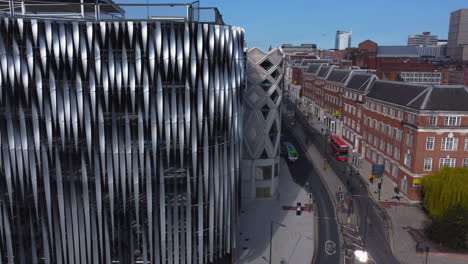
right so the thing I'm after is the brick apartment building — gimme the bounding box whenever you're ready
[298,63,468,202]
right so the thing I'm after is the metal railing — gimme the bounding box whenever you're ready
[0,0,225,24]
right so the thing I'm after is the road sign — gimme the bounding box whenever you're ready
[372,165,384,176]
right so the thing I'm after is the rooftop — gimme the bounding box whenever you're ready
[327,69,352,83]
[377,46,419,58]
[368,81,468,111]
[346,73,376,92]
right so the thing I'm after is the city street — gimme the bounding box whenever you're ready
[281,127,341,264]
[284,97,400,264]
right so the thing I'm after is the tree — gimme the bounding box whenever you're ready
[422,167,468,218]
[426,204,468,249]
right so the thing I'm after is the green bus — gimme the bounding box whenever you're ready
[283,141,299,162]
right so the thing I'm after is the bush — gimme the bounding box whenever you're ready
[425,204,468,249]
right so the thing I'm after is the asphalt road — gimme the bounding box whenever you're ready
[282,127,341,264]
[291,109,400,264]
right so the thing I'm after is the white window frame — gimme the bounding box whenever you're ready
[444,116,461,126]
[441,137,458,151]
[429,116,437,126]
[439,158,456,168]
[463,158,468,168]
[426,137,435,150]
[465,138,468,151]
[404,153,411,167]
[392,164,398,177]
[423,158,432,171]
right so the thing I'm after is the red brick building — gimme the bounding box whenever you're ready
[297,63,468,202]
[354,40,438,81]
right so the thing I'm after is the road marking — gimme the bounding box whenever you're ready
[324,240,336,255]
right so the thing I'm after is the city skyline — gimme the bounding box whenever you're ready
[117,0,467,50]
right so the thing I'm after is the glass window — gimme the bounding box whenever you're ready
[385,159,390,172]
[408,113,415,124]
[404,153,412,167]
[424,158,432,171]
[429,116,437,126]
[465,138,468,151]
[463,159,468,168]
[407,134,414,147]
[363,131,367,140]
[392,164,399,177]
[381,124,386,134]
[357,124,360,132]
[369,118,374,128]
[387,143,392,155]
[255,165,272,180]
[364,116,368,126]
[380,139,385,150]
[426,137,435,150]
[439,158,456,168]
[444,116,461,126]
[375,121,380,131]
[369,133,373,143]
[394,147,400,160]
[388,126,394,137]
[398,110,404,119]
[372,151,377,162]
[378,155,383,165]
[396,130,403,142]
[374,137,379,147]
[390,108,395,117]
[441,137,458,151]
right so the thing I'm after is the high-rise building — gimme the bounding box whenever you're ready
[447,9,468,62]
[335,30,352,50]
[407,32,438,46]
[0,2,245,263]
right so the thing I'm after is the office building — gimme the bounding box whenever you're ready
[335,31,352,50]
[242,48,283,199]
[0,1,245,263]
[407,32,438,46]
[335,30,352,50]
[447,9,468,61]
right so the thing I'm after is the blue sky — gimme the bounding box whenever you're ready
[116,0,466,50]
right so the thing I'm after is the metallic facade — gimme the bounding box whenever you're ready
[241,48,283,199]
[0,17,244,264]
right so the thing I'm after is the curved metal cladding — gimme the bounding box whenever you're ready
[0,17,244,264]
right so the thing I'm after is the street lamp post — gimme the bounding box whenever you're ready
[270,220,287,264]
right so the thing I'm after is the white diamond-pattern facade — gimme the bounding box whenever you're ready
[241,48,283,199]
[0,17,244,264]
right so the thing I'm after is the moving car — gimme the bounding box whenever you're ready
[282,141,299,162]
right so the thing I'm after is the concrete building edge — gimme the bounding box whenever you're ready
[287,126,345,264]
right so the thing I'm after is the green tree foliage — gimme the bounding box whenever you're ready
[426,204,468,249]
[422,167,468,218]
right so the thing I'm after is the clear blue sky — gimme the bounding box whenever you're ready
[116,0,467,50]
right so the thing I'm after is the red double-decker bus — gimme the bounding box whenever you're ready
[329,135,348,161]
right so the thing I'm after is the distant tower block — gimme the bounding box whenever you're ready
[242,47,284,199]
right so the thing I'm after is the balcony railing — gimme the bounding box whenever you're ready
[0,0,225,24]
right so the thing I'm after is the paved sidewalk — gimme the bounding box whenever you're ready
[236,158,315,264]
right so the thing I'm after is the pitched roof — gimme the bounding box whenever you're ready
[327,69,351,83]
[419,86,468,111]
[377,46,419,57]
[317,66,333,78]
[368,81,428,106]
[305,63,325,74]
[368,81,468,111]
[346,73,375,92]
